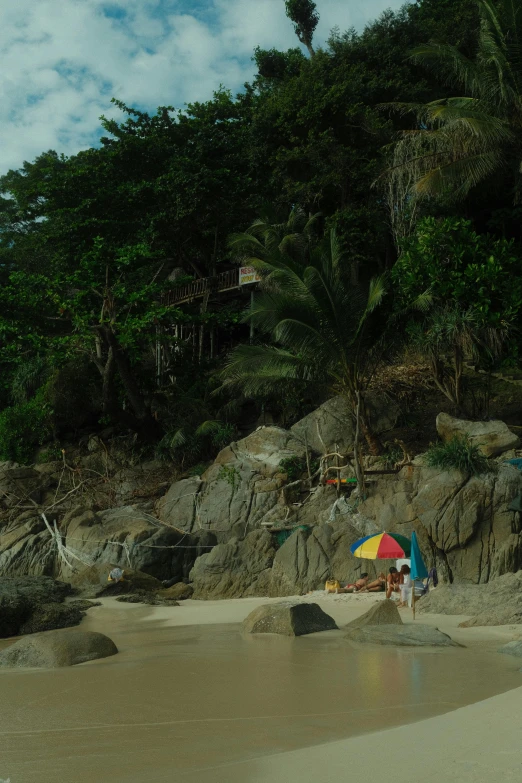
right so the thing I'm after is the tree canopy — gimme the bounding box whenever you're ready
[2,0,522,464]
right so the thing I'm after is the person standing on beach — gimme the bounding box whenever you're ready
[398,564,412,607]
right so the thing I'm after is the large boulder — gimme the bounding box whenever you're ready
[498,640,522,657]
[157,427,305,536]
[346,599,403,629]
[0,576,73,638]
[242,601,338,636]
[70,563,163,598]
[0,629,118,668]
[190,529,276,599]
[158,582,194,600]
[19,603,84,635]
[345,624,458,647]
[189,512,383,600]
[436,413,519,457]
[60,506,216,583]
[290,394,399,455]
[358,461,522,584]
[0,503,215,583]
[419,572,522,626]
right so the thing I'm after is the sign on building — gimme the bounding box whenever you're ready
[239,266,261,286]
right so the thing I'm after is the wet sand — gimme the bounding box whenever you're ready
[0,595,521,783]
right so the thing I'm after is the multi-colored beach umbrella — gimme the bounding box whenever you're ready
[350,532,411,560]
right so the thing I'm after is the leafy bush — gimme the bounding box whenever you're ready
[0,391,53,464]
[279,455,319,481]
[218,464,241,492]
[393,217,522,329]
[425,436,492,476]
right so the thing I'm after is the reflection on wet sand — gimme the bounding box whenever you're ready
[0,604,520,783]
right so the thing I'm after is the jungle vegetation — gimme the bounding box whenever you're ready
[1,0,522,465]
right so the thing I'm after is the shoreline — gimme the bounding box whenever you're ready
[2,593,521,783]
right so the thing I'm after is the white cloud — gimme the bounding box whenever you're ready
[0,0,405,173]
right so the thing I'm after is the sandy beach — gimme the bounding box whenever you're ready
[1,593,521,783]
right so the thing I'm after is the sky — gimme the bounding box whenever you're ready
[0,0,406,174]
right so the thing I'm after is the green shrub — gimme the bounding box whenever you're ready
[425,436,492,476]
[279,455,319,481]
[218,464,241,492]
[0,391,53,464]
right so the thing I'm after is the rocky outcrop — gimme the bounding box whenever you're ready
[346,599,402,628]
[345,624,458,646]
[418,572,522,626]
[70,563,163,598]
[190,529,277,599]
[18,603,85,635]
[158,582,194,600]
[290,394,399,454]
[357,462,522,584]
[157,427,306,537]
[189,514,385,600]
[0,576,74,638]
[242,601,337,636]
[498,641,522,657]
[436,413,520,457]
[0,505,215,583]
[0,629,118,668]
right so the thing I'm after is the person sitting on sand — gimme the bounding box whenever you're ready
[336,573,369,593]
[361,572,387,592]
[386,567,401,599]
[398,564,412,607]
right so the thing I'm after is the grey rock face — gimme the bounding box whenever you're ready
[498,640,522,657]
[419,572,522,626]
[0,576,73,638]
[0,500,215,583]
[158,582,194,600]
[358,462,522,584]
[345,624,458,647]
[242,602,338,636]
[19,603,84,635]
[0,629,118,668]
[290,394,399,455]
[70,563,163,598]
[346,599,403,629]
[436,412,520,457]
[157,427,305,536]
[190,529,276,599]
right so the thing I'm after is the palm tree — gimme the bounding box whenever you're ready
[219,221,389,457]
[386,0,522,208]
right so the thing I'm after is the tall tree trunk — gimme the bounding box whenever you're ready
[358,405,383,456]
[101,347,116,415]
[102,327,161,440]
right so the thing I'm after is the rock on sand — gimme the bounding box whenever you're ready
[346,599,403,629]
[0,629,118,668]
[346,624,458,647]
[242,601,338,636]
[498,640,522,657]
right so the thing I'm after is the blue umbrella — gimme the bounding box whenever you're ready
[410,531,428,620]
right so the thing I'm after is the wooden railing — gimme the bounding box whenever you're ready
[161,268,241,307]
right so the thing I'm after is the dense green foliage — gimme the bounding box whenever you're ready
[394,218,522,328]
[1,0,522,464]
[0,391,53,464]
